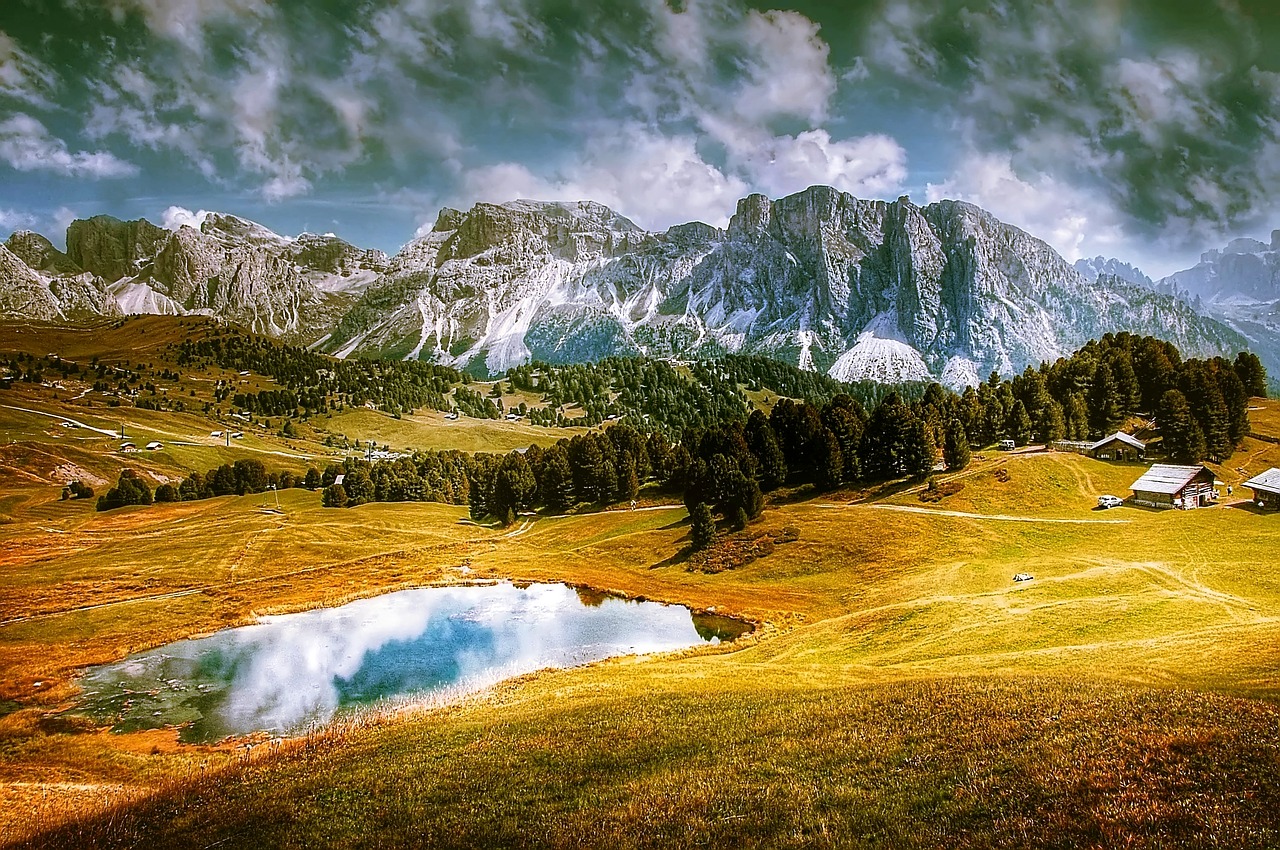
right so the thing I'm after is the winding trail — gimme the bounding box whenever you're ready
[824,503,1133,525]
[1,404,119,437]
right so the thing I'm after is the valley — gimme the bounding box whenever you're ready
[0,317,1277,848]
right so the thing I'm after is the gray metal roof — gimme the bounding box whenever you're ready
[1091,432,1145,451]
[1129,464,1211,495]
[1244,468,1280,495]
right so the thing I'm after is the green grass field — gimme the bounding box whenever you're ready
[2,319,1280,847]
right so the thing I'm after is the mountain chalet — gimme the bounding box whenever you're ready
[1128,465,1218,510]
[1243,468,1280,511]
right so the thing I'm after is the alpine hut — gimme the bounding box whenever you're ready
[1243,468,1280,511]
[1128,464,1218,510]
[1090,432,1146,462]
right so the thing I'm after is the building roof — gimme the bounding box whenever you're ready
[1244,468,1280,495]
[1129,464,1212,495]
[1091,432,1145,451]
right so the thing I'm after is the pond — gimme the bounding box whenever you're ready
[73,582,748,743]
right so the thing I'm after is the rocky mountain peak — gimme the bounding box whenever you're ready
[66,215,168,281]
[199,212,293,247]
[728,193,773,236]
[4,230,80,275]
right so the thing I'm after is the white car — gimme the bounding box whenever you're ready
[1097,495,1124,509]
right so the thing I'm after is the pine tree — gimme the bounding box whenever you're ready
[1034,399,1066,445]
[902,417,937,480]
[1066,393,1090,440]
[539,447,576,512]
[814,428,844,491]
[1006,399,1032,446]
[1234,351,1268,398]
[745,410,787,491]
[1158,389,1206,463]
[943,419,971,471]
[619,454,640,502]
[689,502,716,551]
[1088,361,1122,437]
[322,483,349,508]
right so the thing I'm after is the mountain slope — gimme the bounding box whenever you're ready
[323,189,1247,386]
[2,215,389,341]
[1156,231,1280,378]
[0,190,1252,386]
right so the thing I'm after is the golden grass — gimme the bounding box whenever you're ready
[322,407,589,453]
[1,382,1279,846]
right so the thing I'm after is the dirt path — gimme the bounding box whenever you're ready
[0,588,204,628]
[833,503,1132,525]
[1,404,120,437]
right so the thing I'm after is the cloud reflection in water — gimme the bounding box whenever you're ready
[77,583,713,742]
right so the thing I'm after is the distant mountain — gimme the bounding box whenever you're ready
[1159,232,1280,306]
[0,189,1252,387]
[1073,256,1154,289]
[1154,231,1280,378]
[2,214,389,341]
[322,188,1246,387]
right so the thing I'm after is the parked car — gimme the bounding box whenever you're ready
[998,439,1016,451]
[1097,495,1124,509]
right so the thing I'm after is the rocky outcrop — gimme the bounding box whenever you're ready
[66,216,168,281]
[321,189,1248,385]
[1155,231,1280,377]
[0,213,386,341]
[4,231,81,274]
[0,191,1256,385]
[0,243,116,321]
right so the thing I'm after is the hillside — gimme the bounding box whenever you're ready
[0,190,1250,388]
[1,400,1278,847]
[0,316,1277,847]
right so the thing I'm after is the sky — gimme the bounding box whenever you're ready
[0,0,1277,278]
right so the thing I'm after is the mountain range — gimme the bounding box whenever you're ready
[1076,232,1280,380]
[0,186,1260,388]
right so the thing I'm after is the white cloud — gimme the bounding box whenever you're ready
[0,31,58,108]
[732,10,835,126]
[926,152,1124,263]
[161,206,211,231]
[0,208,39,232]
[52,206,79,235]
[736,129,908,200]
[102,0,272,48]
[1112,52,1224,146]
[457,127,749,231]
[0,113,138,179]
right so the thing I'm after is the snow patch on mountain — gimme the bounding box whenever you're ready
[827,312,931,384]
[110,279,182,315]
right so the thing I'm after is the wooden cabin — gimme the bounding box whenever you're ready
[1090,432,1145,462]
[1129,464,1217,509]
[1243,468,1280,511]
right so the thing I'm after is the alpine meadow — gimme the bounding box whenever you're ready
[2,1,1280,848]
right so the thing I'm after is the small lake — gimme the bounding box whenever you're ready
[74,582,748,743]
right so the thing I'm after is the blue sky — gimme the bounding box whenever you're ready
[1,0,1277,277]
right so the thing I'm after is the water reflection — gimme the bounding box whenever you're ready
[75,582,737,742]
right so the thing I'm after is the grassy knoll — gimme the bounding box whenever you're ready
[1,400,1279,847]
[322,407,590,454]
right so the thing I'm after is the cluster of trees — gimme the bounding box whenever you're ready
[941,336,1263,462]
[317,451,473,509]
[60,480,94,500]
[502,355,911,434]
[174,330,465,417]
[172,459,309,502]
[96,469,153,511]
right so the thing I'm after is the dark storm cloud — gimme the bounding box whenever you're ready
[857,0,1280,243]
